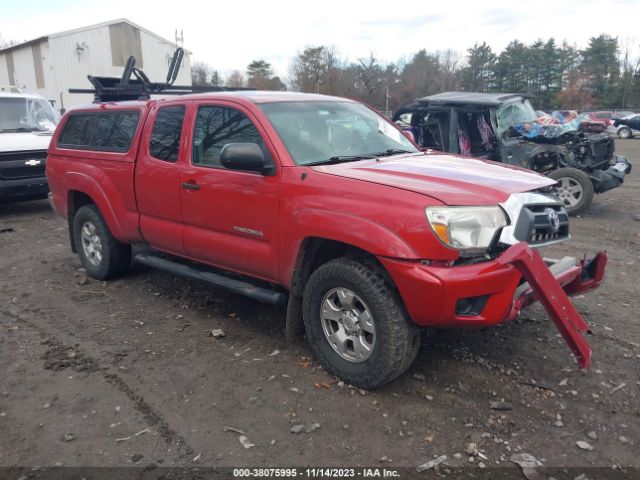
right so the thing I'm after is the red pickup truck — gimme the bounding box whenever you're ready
[47,91,606,388]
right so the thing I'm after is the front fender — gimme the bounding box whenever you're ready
[279,208,418,288]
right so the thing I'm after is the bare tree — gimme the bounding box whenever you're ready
[227,70,245,88]
[618,38,640,108]
[191,62,211,86]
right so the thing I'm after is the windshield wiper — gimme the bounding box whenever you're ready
[304,155,376,166]
[369,148,413,157]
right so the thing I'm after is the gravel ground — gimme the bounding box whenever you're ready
[0,140,638,477]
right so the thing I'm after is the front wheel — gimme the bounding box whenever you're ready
[618,127,632,139]
[72,205,131,280]
[303,258,419,389]
[548,168,594,215]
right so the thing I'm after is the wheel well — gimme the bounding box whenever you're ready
[290,237,392,298]
[67,191,95,253]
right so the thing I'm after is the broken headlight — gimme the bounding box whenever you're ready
[426,206,508,255]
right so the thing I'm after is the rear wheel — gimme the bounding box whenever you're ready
[548,168,594,215]
[72,205,131,280]
[618,127,632,139]
[303,257,419,389]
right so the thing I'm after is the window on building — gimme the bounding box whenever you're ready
[58,111,139,152]
[192,106,271,167]
[149,106,186,162]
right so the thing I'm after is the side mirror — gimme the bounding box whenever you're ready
[220,143,274,175]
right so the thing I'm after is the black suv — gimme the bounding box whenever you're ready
[393,92,631,215]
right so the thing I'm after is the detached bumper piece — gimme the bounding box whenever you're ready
[591,156,632,194]
[500,242,607,369]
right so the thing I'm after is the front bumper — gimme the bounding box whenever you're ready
[0,176,49,201]
[380,242,607,368]
[591,156,632,194]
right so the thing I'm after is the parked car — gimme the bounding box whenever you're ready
[583,110,614,127]
[0,91,59,202]
[47,56,606,388]
[393,92,631,215]
[612,110,635,120]
[612,113,640,139]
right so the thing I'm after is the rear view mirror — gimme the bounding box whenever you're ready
[220,143,274,175]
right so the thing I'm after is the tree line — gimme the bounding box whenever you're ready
[193,34,638,113]
[3,29,633,112]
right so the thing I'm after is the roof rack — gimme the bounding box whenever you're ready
[69,48,253,102]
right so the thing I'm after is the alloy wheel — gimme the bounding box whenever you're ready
[320,287,376,363]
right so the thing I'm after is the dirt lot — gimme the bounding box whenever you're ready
[1,140,639,476]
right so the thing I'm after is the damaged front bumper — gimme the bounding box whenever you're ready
[380,243,607,368]
[500,243,606,368]
[591,155,632,193]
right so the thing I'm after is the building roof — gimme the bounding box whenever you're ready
[0,18,189,54]
[418,91,527,106]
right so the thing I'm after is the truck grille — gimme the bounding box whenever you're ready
[0,150,47,180]
[518,204,569,246]
[589,136,614,161]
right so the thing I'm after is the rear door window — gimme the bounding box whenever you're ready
[149,106,186,162]
[58,111,140,152]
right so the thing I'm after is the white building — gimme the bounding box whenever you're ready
[0,19,192,110]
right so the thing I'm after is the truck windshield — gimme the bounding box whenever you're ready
[495,99,538,137]
[259,101,418,166]
[0,97,59,133]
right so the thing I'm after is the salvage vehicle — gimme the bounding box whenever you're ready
[612,113,640,139]
[393,92,631,215]
[47,51,607,388]
[0,91,60,202]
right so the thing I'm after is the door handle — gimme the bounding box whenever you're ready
[181,182,201,191]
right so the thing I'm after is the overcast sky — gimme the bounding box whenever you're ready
[2,0,638,78]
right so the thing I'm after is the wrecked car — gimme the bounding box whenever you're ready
[393,92,632,215]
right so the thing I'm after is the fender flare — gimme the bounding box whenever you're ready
[64,171,130,242]
[281,208,418,289]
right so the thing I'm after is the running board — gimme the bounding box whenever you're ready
[134,253,288,306]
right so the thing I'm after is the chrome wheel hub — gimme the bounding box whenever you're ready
[80,221,103,266]
[320,288,376,363]
[556,177,583,208]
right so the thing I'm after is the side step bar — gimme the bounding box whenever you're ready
[134,253,288,306]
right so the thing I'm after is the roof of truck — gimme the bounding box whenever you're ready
[182,90,349,103]
[417,91,527,106]
[0,91,48,100]
[67,91,352,111]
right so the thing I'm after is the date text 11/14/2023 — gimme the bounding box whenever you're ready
[232,468,401,478]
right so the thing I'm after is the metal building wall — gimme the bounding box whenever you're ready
[0,21,192,110]
[50,22,191,108]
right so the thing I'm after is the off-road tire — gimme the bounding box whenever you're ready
[302,257,419,389]
[618,127,632,139]
[72,205,131,280]
[548,167,594,216]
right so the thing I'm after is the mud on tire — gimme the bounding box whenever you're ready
[302,257,419,389]
[72,205,131,280]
